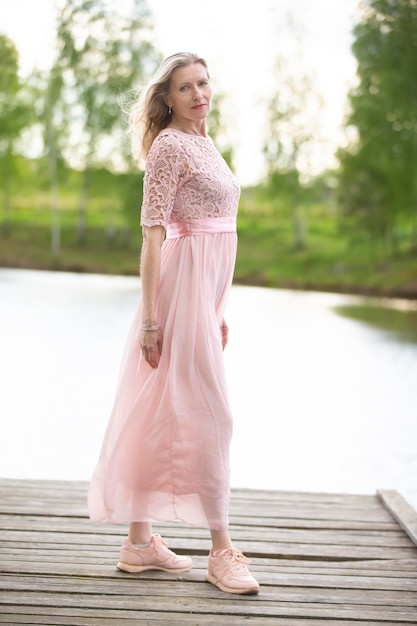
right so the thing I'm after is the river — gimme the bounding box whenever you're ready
[1,268,416,510]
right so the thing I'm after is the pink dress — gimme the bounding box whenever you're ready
[87,129,240,530]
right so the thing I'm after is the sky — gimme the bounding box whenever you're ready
[0,0,358,184]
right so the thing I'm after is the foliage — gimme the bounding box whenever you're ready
[0,35,32,233]
[208,93,235,170]
[338,0,417,257]
[55,0,160,164]
[52,0,160,242]
[0,36,24,145]
[263,55,324,249]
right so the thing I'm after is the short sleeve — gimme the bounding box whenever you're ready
[140,133,184,228]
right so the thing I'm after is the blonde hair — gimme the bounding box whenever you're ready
[128,52,209,163]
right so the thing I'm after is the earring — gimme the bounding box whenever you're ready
[168,106,172,115]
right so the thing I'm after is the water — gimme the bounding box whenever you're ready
[1,268,416,510]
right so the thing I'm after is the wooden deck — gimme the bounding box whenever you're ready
[0,479,417,625]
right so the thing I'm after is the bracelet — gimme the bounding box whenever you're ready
[141,323,160,332]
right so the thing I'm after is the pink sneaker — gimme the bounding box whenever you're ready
[117,534,193,573]
[206,547,260,595]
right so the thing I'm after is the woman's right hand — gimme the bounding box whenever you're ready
[139,224,165,369]
[140,327,163,369]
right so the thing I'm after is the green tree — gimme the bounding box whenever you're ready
[29,64,68,259]
[45,66,66,259]
[338,0,417,257]
[0,35,32,234]
[54,0,160,243]
[263,56,323,249]
[208,93,234,170]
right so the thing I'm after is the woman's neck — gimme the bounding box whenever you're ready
[170,117,207,137]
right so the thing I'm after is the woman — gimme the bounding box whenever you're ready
[88,52,259,595]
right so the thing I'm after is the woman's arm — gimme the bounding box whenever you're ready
[140,224,165,368]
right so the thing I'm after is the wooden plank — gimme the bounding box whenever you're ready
[0,556,416,583]
[0,479,380,516]
[2,572,417,601]
[1,534,414,560]
[0,562,412,590]
[2,550,417,579]
[2,591,417,622]
[0,479,380,503]
[0,518,414,548]
[0,606,405,625]
[0,481,385,515]
[0,512,400,531]
[378,489,417,546]
[0,496,396,519]
[0,518,400,542]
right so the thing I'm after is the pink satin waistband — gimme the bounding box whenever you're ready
[166,217,236,239]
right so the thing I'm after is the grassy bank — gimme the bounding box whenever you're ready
[1,214,416,299]
[234,215,417,299]
[1,165,416,298]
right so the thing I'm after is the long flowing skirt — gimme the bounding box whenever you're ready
[88,223,237,530]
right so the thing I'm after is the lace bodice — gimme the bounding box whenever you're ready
[140,129,240,227]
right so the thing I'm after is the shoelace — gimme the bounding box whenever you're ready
[216,548,251,573]
[153,534,178,556]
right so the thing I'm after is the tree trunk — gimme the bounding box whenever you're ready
[410,208,417,253]
[48,124,60,259]
[77,167,90,245]
[291,205,306,250]
[2,144,12,236]
[2,185,11,237]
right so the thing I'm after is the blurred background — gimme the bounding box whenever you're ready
[0,0,416,507]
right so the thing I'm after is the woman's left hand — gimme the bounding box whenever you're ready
[221,321,229,351]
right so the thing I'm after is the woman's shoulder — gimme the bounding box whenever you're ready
[153,127,212,148]
[147,128,215,168]
[154,127,185,146]
[147,128,186,160]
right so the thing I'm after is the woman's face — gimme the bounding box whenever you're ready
[166,63,212,124]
